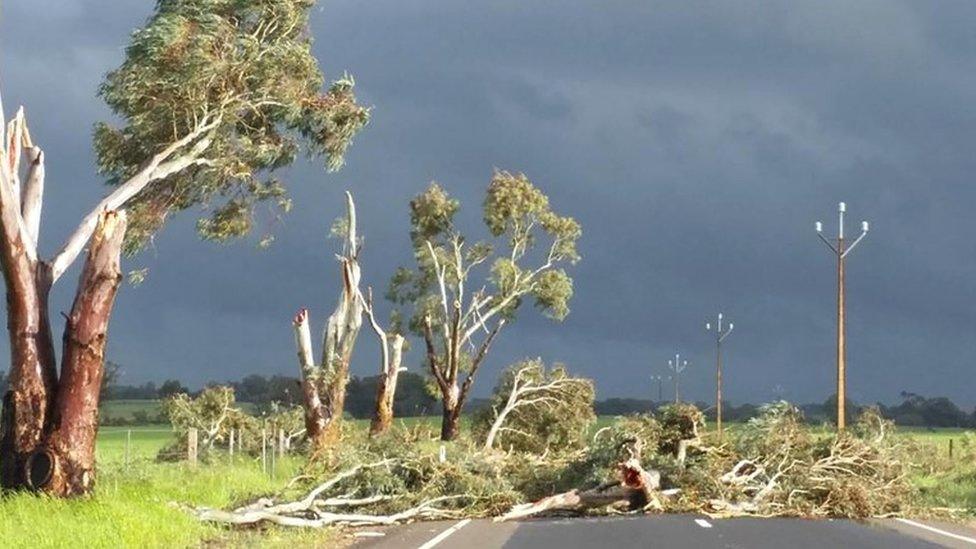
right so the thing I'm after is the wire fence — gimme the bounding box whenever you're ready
[96,425,299,478]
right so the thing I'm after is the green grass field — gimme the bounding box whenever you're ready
[100,399,164,419]
[1,425,339,548]
[0,418,973,548]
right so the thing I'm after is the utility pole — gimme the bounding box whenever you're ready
[815,202,869,431]
[650,374,664,403]
[667,354,689,404]
[705,313,734,437]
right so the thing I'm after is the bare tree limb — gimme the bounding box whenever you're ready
[458,319,504,409]
[48,117,219,282]
[21,146,43,246]
[423,314,448,393]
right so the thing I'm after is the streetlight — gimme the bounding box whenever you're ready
[815,201,869,431]
[705,313,734,437]
[650,374,664,403]
[667,354,689,404]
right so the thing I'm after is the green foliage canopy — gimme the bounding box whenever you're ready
[389,171,581,335]
[472,359,595,454]
[95,0,369,252]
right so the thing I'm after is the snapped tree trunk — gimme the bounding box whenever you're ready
[361,286,405,438]
[292,192,362,451]
[0,210,126,495]
[0,104,214,496]
[32,212,126,496]
[294,309,327,447]
[0,112,58,490]
[368,334,404,437]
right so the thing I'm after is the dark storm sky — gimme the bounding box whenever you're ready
[2,1,975,407]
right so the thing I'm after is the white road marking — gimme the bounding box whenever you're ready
[417,518,472,549]
[895,518,976,545]
[694,519,713,528]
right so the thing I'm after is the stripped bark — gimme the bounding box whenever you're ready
[293,192,363,449]
[294,309,327,444]
[0,109,57,489]
[360,287,405,437]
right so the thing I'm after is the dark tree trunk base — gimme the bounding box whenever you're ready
[369,372,396,437]
[0,211,126,497]
[441,406,461,441]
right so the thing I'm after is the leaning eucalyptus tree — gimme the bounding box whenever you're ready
[0,0,368,496]
[389,171,581,440]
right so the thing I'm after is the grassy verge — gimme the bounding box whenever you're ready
[0,427,337,548]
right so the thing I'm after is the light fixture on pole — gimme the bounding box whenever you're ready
[667,354,689,404]
[650,374,664,403]
[815,201,869,431]
[705,313,734,437]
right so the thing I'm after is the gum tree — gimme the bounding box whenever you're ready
[293,193,364,450]
[389,171,581,440]
[0,0,367,495]
[361,286,406,437]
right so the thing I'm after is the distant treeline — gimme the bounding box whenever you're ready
[98,371,441,420]
[596,392,976,428]
[2,369,973,428]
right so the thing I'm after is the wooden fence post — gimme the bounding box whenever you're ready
[125,429,131,468]
[269,428,276,480]
[188,428,198,465]
[229,428,235,457]
[261,423,268,474]
[278,428,285,458]
[949,438,954,459]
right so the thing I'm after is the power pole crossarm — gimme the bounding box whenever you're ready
[667,354,689,404]
[814,202,869,431]
[706,313,734,438]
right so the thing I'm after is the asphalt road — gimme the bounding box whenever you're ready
[353,514,976,548]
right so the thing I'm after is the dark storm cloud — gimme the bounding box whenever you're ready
[2,1,975,407]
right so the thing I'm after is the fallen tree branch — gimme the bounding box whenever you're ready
[192,495,466,528]
[187,459,471,529]
[495,458,662,522]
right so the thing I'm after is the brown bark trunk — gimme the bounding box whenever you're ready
[300,380,328,450]
[369,373,395,437]
[25,211,126,496]
[0,268,56,489]
[294,309,355,451]
[319,378,347,445]
[440,395,461,441]
[293,192,362,451]
[368,335,403,438]
[293,309,330,451]
[0,208,57,488]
